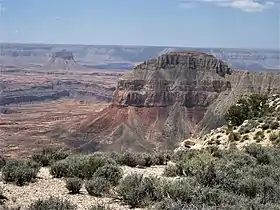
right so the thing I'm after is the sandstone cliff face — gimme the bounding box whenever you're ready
[67,52,280,153]
[113,52,232,108]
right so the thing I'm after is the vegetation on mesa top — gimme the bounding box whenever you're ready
[225,93,272,127]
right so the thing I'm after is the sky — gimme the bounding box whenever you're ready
[0,0,279,49]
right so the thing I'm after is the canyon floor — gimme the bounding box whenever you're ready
[0,99,110,158]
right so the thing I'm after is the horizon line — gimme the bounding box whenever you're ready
[0,41,279,51]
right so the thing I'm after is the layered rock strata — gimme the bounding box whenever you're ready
[66,52,280,153]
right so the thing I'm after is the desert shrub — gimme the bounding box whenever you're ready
[245,144,272,165]
[160,178,196,203]
[50,155,116,179]
[27,196,76,210]
[65,178,83,194]
[270,121,280,130]
[163,164,179,177]
[269,132,279,142]
[50,160,69,178]
[1,159,40,186]
[117,173,161,208]
[93,164,122,186]
[254,130,265,142]
[153,198,191,210]
[85,177,110,197]
[225,94,270,126]
[228,132,240,142]
[0,155,6,169]
[32,147,69,167]
[88,204,111,210]
[153,151,172,165]
[112,151,154,167]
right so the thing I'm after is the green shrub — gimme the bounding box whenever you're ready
[85,178,110,197]
[225,94,270,126]
[112,151,154,167]
[32,147,69,167]
[245,144,271,165]
[270,121,280,130]
[160,178,196,203]
[153,151,172,165]
[163,164,179,177]
[269,132,279,142]
[117,173,161,208]
[50,155,116,179]
[2,159,40,186]
[27,197,76,210]
[65,178,83,194]
[262,123,270,130]
[153,198,190,210]
[93,164,122,186]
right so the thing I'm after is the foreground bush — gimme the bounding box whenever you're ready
[1,159,40,186]
[93,164,123,186]
[27,197,76,210]
[50,154,116,179]
[32,147,69,167]
[117,173,161,208]
[65,178,83,194]
[85,177,110,197]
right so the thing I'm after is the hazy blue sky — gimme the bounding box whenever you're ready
[0,0,279,49]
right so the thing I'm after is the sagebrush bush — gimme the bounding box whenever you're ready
[32,147,69,167]
[117,173,161,208]
[1,159,40,186]
[93,164,122,186]
[27,197,76,210]
[85,177,110,197]
[269,132,279,142]
[163,164,179,177]
[65,178,83,194]
[160,178,196,203]
[50,155,116,179]
[111,151,155,167]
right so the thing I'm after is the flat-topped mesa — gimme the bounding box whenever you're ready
[135,51,232,77]
[112,51,233,107]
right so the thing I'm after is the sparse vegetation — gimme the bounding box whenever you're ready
[27,197,76,210]
[85,178,111,197]
[50,154,116,179]
[65,178,83,194]
[93,164,123,186]
[0,155,6,169]
[117,173,161,208]
[32,147,70,167]
[225,93,270,126]
[1,159,40,186]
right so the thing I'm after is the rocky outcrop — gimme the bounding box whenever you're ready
[67,51,280,153]
[113,52,232,107]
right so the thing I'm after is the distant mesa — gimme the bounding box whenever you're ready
[51,50,75,61]
[45,50,85,70]
[60,51,280,153]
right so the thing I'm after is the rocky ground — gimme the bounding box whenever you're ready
[179,94,280,151]
[0,165,166,210]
